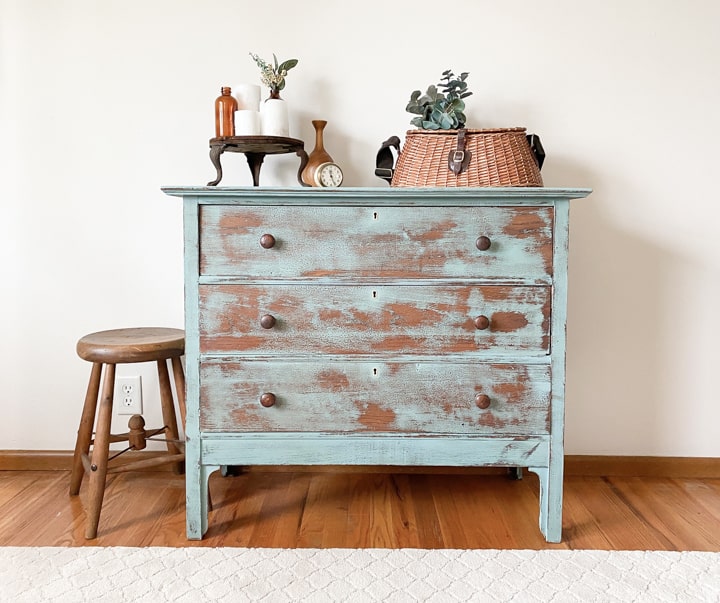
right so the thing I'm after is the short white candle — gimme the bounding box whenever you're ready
[234,110,260,136]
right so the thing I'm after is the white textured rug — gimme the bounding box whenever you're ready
[1,547,719,602]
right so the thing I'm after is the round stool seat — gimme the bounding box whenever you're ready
[77,327,185,364]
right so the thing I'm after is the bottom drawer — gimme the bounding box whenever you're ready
[200,360,551,435]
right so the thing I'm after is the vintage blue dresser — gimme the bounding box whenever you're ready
[162,186,590,542]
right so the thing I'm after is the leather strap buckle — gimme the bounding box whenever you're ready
[448,129,472,175]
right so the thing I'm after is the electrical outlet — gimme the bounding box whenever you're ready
[116,376,143,415]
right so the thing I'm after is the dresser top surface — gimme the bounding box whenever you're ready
[162,186,591,206]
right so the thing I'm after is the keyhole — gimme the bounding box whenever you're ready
[372,290,377,298]
[373,368,377,376]
[373,212,378,220]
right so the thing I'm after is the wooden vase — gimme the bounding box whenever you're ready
[302,120,334,186]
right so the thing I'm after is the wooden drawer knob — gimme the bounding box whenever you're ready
[260,314,276,329]
[474,315,490,330]
[260,233,276,249]
[260,392,276,407]
[475,394,491,409]
[475,236,491,251]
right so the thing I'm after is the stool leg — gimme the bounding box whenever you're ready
[171,356,186,432]
[70,362,102,495]
[158,359,184,474]
[85,363,115,539]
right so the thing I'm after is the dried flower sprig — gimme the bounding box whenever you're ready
[249,52,298,93]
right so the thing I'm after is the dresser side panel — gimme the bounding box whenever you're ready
[182,197,204,538]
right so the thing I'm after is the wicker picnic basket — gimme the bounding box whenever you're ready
[376,127,544,188]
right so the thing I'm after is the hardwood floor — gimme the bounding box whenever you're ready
[1,469,719,550]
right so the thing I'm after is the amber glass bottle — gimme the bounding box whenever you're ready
[214,87,238,137]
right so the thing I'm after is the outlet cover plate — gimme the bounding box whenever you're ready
[116,375,143,415]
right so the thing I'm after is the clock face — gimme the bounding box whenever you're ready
[314,162,343,187]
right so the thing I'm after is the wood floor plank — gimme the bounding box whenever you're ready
[605,477,720,552]
[205,472,274,547]
[268,473,314,548]
[344,475,382,548]
[408,474,445,548]
[386,474,422,549]
[1,470,719,550]
[672,479,720,525]
[294,472,338,548]
[562,476,677,550]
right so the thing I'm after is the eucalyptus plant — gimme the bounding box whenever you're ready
[249,52,298,93]
[406,70,472,130]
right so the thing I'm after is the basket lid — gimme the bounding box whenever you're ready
[405,127,527,136]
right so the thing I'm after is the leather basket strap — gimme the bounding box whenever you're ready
[374,136,401,183]
[448,129,472,175]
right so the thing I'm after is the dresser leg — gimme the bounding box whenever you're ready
[528,466,557,542]
[508,467,523,480]
[529,465,563,543]
[187,464,219,539]
[201,465,218,535]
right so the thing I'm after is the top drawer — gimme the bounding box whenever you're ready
[199,205,553,282]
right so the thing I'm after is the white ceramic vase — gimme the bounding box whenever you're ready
[260,98,289,137]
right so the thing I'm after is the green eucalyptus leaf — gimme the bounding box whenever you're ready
[278,59,298,72]
[425,85,439,100]
[410,116,424,127]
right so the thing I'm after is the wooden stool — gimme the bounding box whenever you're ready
[69,327,186,539]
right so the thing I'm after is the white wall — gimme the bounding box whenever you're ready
[2,0,718,456]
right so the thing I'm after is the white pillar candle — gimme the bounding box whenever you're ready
[233,84,261,111]
[234,110,260,136]
[260,99,289,137]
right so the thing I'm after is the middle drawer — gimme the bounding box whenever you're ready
[200,284,550,356]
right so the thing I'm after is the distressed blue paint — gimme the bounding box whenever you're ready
[199,284,551,356]
[198,205,554,282]
[163,186,591,542]
[201,435,549,467]
[199,360,552,434]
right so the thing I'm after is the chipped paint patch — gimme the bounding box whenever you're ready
[316,368,350,392]
[354,401,397,431]
[492,311,529,333]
